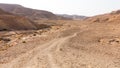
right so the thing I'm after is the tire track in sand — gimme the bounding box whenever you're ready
[0,33,77,68]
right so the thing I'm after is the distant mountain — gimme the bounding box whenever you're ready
[0,8,39,31]
[0,3,58,20]
[57,14,87,20]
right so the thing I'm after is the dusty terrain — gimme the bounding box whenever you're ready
[0,16,120,68]
[0,3,120,68]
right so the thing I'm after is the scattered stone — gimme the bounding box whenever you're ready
[0,37,11,42]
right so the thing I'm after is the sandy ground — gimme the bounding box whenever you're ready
[0,21,120,68]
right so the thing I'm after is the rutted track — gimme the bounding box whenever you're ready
[0,32,77,68]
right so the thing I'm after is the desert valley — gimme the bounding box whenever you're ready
[0,3,120,68]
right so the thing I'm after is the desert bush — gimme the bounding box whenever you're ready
[22,41,26,43]
[93,18,100,22]
[33,34,37,36]
[38,24,51,29]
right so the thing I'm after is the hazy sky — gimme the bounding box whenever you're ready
[0,0,120,16]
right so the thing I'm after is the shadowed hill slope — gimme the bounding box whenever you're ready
[0,3,58,20]
[0,8,38,31]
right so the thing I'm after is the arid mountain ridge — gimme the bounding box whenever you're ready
[0,3,58,20]
[0,3,119,22]
[0,8,38,31]
[0,3,88,31]
[0,3,119,31]
[0,3,75,20]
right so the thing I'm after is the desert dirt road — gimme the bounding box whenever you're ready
[0,31,78,68]
[0,23,120,68]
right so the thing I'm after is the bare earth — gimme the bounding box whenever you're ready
[0,20,120,68]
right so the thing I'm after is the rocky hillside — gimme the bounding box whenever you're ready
[0,8,38,31]
[0,3,58,20]
[86,10,120,23]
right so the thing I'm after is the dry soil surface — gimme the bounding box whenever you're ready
[0,21,120,68]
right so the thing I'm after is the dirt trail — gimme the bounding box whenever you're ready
[0,32,77,68]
